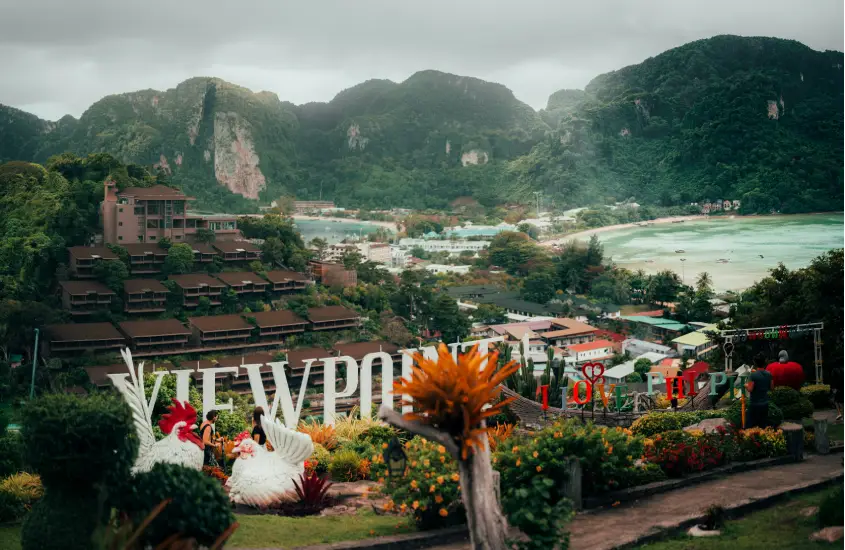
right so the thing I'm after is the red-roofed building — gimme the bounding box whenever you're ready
[564,339,615,363]
[594,329,625,352]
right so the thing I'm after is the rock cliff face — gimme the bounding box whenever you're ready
[0,35,842,214]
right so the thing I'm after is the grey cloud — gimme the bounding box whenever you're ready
[1,0,842,120]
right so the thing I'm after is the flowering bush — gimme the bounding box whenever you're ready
[643,429,730,477]
[630,411,725,437]
[328,449,369,482]
[801,384,831,409]
[0,472,42,522]
[370,437,464,530]
[201,466,229,486]
[733,428,787,461]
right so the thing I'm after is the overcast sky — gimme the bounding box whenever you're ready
[1,0,842,120]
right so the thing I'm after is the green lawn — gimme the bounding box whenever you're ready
[635,486,842,550]
[0,510,411,550]
[803,416,844,442]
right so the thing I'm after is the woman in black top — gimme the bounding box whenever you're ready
[251,406,267,446]
[200,410,220,466]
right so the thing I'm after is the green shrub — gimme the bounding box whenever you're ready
[780,399,814,421]
[362,424,398,447]
[21,393,137,489]
[818,486,844,527]
[733,428,787,461]
[619,462,668,486]
[0,472,42,522]
[630,410,725,437]
[309,443,331,476]
[723,400,784,429]
[0,489,23,523]
[22,489,104,550]
[770,387,800,408]
[338,438,377,460]
[0,431,26,478]
[328,449,364,482]
[801,385,831,409]
[214,409,248,439]
[370,437,464,531]
[122,463,235,547]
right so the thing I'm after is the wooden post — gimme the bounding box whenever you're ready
[814,416,830,454]
[780,422,804,462]
[561,457,583,511]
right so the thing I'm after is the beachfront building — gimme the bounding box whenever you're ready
[425,264,471,275]
[397,238,489,255]
[443,222,516,240]
[355,242,392,264]
[293,201,336,214]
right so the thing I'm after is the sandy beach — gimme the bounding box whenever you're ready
[540,215,708,247]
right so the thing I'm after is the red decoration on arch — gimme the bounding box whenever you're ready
[581,362,606,385]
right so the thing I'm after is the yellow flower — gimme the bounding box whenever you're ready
[435,495,444,503]
[410,480,418,489]
[512,446,519,453]
[439,508,449,517]
[536,465,543,472]
[533,451,539,458]
[439,456,446,463]
[429,484,436,493]
[451,473,460,482]
[601,427,608,435]
[372,455,378,462]
[438,445,446,453]
[423,459,430,467]
[405,441,412,449]
[516,458,521,466]
[400,503,407,513]
[412,501,419,510]
[627,455,633,462]
[437,476,445,484]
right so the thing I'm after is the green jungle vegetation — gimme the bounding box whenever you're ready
[0,35,841,214]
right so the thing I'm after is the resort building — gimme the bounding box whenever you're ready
[425,264,471,275]
[541,318,598,347]
[44,323,127,355]
[249,310,309,341]
[122,243,168,275]
[309,260,357,288]
[397,238,489,255]
[118,319,191,354]
[671,324,719,358]
[122,279,169,314]
[190,243,219,264]
[622,339,676,358]
[564,339,615,364]
[168,274,227,307]
[187,314,254,348]
[59,280,116,316]
[618,315,691,341]
[307,306,360,331]
[67,246,120,279]
[443,223,516,240]
[263,270,310,293]
[212,240,262,262]
[214,272,269,295]
[293,200,336,214]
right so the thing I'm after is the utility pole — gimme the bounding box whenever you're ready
[29,328,39,400]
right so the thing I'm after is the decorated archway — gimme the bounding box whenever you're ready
[718,323,824,382]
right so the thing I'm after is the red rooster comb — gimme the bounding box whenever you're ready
[158,399,198,435]
[233,430,252,445]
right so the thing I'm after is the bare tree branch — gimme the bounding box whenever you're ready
[378,405,461,457]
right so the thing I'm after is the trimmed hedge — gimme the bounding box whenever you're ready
[801,384,831,409]
[723,400,784,429]
[630,410,725,437]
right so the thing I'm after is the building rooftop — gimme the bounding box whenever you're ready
[215,353,277,369]
[544,318,598,338]
[190,243,218,255]
[619,316,691,331]
[566,339,615,353]
[123,279,169,293]
[248,310,307,328]
[59,280,116,295]
[307,305,359,322]
[118,319,191,338]
[212,241,261,254]
[594,329,626,343]
[168,273,227,289]
[188,314,253,332]
[117,185,189,200]
[671,331,715,347]
[68,246,119,261]
[332,341,400,359]
[286,347,332,370]
[263,270,310,283]
[45,322,125,342]
[122,243,168,256]
[215,272,266,286]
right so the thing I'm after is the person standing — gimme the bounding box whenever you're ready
[831,365,843,422]
[200,410,221,466]
[745,353,774,429]
[251,406,267,446]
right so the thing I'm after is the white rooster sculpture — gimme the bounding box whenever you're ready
[114,348,204,474]
[226,415,314,507]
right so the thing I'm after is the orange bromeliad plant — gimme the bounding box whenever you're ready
[394,343,519,458]
[380,342,519,550]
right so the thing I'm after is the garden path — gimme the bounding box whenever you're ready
[423,453,843,550]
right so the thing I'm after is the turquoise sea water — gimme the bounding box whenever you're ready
[595,214,843,291]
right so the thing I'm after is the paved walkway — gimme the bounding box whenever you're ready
[424,453,843,550]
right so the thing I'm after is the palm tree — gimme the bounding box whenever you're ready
[696,272,713,291]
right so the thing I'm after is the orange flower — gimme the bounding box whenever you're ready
[400,503,407,513]
[412,501,419,510]
[516,458,521,466]
[438,445,446,454]
[612,501,621,507]
[439,508,449,517]
[392,344,519,460]
[532,451,539,458]
[423,459,430,467]
[451,473,460,482]
[410,480,418,489]
[429,484,436,493]
[411,460,418,467]
[439,456,446,463]
[607,446,613,455]
[437,476,445,484]
[382,443,388,449]
[512,446,520,453]
[536,465,543,472]
[425,473,431,479]
[435,495,444,503]
[554,431,562,438]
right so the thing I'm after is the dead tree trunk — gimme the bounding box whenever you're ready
[379,406,509,550]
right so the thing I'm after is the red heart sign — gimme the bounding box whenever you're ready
[581,362,606,385]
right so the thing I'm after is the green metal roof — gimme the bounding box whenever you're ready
[619,315,690,332]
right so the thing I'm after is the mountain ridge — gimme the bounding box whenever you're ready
[1,35,841,214]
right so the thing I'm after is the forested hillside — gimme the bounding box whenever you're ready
[0,35,841,214]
